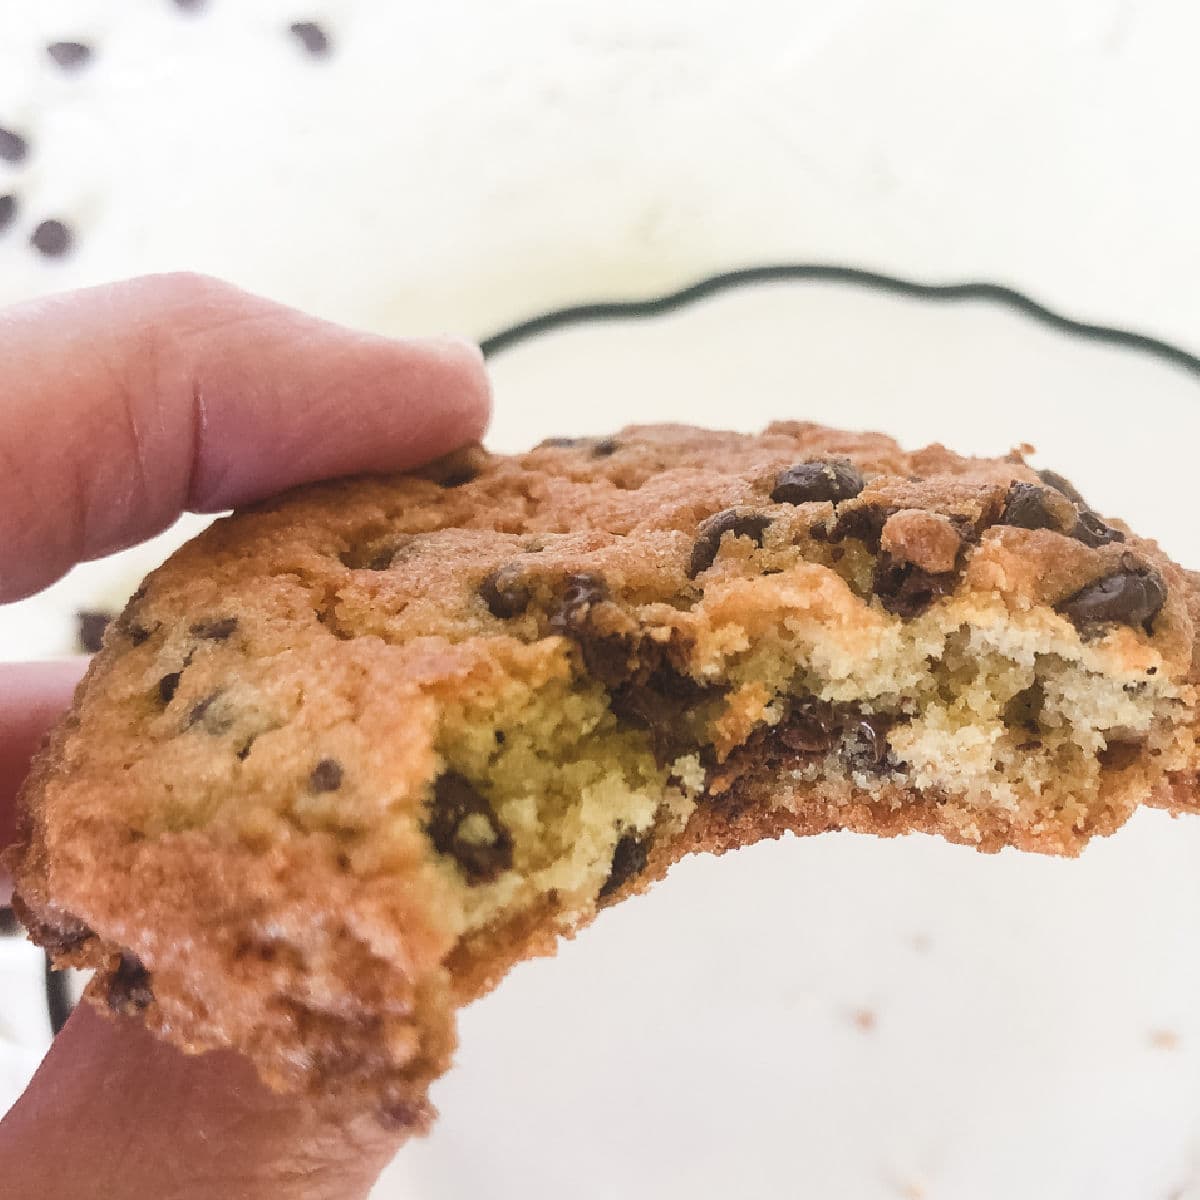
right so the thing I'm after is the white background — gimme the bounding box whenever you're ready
[2,3,1200,1197]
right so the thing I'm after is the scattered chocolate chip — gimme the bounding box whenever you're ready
[1071,510,1125,549]
[190,616,238,640]
[106,952,153,1014]
[0,193,15,234]
[426,772,513,885]
[236,738,255,761]
[157,672,182,704]
[309,758,343,793]
[1000,482,1074,533]
[597,832,648,902]
[47,41,93,70]
[76,609,113,653]
[494,730,506,745]
[688,509,772,578]
[0,126,28,164]
[592,438,619,458]
[289,20,331,56]
[872,554,955,618]
[1058,562,1166,633]
[770,460,865,505]
[1036,468,1087,506]
[31,218,73,258]
[479,566,531,618]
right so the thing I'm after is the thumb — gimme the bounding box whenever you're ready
[0,1002,402,1200]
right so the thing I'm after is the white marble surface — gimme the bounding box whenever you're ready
[2,3,1200,1197]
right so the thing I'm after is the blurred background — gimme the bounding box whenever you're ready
[3,3,1200,1197]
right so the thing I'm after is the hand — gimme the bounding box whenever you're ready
[0,274,491,1200]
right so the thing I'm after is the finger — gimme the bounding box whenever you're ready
[0,273,491,601]
[0,1003,399,1200]
[0,661,89,863]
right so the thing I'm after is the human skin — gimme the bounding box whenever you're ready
[0,273,491,1200]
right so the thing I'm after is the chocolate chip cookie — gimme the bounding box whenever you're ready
[9,422,1199,1130]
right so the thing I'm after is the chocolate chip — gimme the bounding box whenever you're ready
[289,20,331,56]
[47,41,92,70]
[479,566,531,618]
[0,194,15,234]
[426,772,513,885]
[185,692,229,732]
[31,218,73,258]
[1036,468,1087,507]
[0,126,28,164]
[309,758,343,793]
[610,664,716,764]
[438,468,478,488]
[540,437,585,449]
[76,609,113,654]
[872,554,955,618]
[124,621,151,645]
[340,535,412,570]
[1098,739,1143,771]
[592,438,619,458]
[778,706,838,754]
[597,832,648,903]
[549,572,608,631]
[1071,510,1124,549]
[1004,682,1045,732]
[1058,562,1166,633]
[157,672,182,704]
[190,617,238,640]
[688,509,772,578]
[548,574,634,685]
[1000,482,1073,533]
[107,952,153,1014]
[770,460,865,505]
[828,505,890,551]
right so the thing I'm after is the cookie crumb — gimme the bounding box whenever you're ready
[850,1007,877,1033]
[1149,1029,1180,1051]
